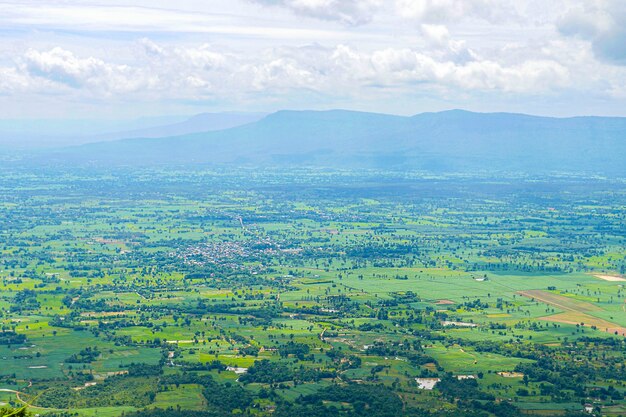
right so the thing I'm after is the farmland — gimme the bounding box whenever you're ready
[518,290,626,337]
[0,167,624,417]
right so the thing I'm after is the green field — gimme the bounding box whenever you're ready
[0,168,623,417]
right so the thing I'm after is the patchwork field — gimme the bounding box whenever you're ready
[0,169,623,417]
[519,290,626,336]
[594,274,626,282]
[518,290,601,312]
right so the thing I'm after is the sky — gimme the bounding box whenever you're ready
[0,0,625,119]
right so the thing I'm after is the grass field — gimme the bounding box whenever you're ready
[0,170,624,416]
[519,290,626,336]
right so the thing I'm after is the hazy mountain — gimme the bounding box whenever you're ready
[0,112,265,149]
[92,112,267,142]
[0,116,187,149]
[35,109,626,175]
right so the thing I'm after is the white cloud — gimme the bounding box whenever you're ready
[5,41,573,100]
[0,1,355,43]
[419,24,476,63]
[0,67,31,94]
[248,0,385,25]
[249,0,520,26]
[366,47,569,92]
[139,38,165,57]
[558,0,626,65]
[248,0,518,25]
[19,47,156,95]
[0,0,625,117]
[395,0,514,23]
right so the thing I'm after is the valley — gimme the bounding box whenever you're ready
[0,168,623,416]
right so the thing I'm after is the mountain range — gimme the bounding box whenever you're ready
[0,112,265,149]
[22,109,626,175]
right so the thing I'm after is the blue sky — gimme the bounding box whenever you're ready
[1,0,625,119]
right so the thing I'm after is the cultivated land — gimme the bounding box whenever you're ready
[518,290,626,337]
[0,168,624,417]
[594,275,626,282]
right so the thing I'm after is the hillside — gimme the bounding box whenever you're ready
[37,109,626,175]
[0,112,264,149]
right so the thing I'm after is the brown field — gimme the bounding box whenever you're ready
[423,363,438,371]
[498,372,524,378]
[435,299,455,305]
[603,404,626,416]
[539,312,626,337]
[593,274,626,282]
[520,411,568,416]
[80,311,128,317]
[519,290,626,337]
[518,290,599,312]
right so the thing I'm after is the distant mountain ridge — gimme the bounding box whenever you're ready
[103,112,267,141]
[33,109,626,175]
[0,112,265,149]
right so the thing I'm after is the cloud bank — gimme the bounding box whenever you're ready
[1,41,571,103]
[558,0,626,65]
[0,0,625,117]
